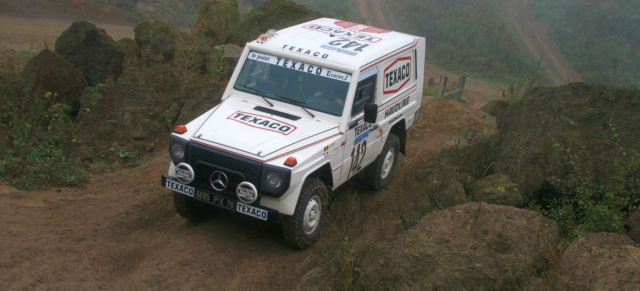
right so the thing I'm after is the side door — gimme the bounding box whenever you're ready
[339,68,380,184]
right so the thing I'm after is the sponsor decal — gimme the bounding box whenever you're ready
[281,44,329,59]
[333,20,392,34]
[303,24,383,43]
[375,128,383,140]
[237,203,268,221]
[355,130,370,144]
[322,38,370,56]
[384,96,411,119]
[228,111,297,135]
[165,179,195,197]
[354,122,371,136]
[323,145,330,158]
[248,51,350,83]
[383,57,412,94]
[320,45,358,56]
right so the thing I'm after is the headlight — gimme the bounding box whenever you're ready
[169,134,189,164]
[171,143,185,160]
[260,165,291,198]
[266,172,283,188]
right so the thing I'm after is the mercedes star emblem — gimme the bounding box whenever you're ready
[210,171,229,191]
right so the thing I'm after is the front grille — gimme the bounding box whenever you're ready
[186,142,262,197]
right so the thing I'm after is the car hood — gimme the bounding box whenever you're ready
[192,98,339,159]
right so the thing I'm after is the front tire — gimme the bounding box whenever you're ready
[173,192,205,222]
[365,134,400,190]
[282,178,328,249]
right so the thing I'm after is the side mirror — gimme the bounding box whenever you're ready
[364,103,378,124]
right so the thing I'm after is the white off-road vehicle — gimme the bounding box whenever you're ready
[162,18,425,249]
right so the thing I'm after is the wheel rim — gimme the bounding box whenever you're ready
[303,195,322,235]
[380,148,395,179]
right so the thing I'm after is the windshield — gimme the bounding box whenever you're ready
[234,51,351,116]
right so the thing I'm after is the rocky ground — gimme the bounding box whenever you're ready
[1,1,638,290]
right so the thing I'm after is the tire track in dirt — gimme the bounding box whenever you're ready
[506,0,579,85]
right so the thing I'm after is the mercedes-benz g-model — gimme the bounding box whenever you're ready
[162,18,425,249]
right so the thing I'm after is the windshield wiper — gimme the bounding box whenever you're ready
[276,95,315,118]
[237,84,273,107]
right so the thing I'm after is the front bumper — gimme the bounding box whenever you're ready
[162,174,279,222]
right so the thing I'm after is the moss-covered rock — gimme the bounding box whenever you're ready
[55,21,124,86]
[117,38,142,69]
[469,174,523,207]
[20,49,87,111]
[388,203,560,290]
[495,83,640,200]
[134,20,181,63]
[234,0,320,44]
[194,0,240,46]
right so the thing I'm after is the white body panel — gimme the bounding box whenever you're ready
[167,18,425,216]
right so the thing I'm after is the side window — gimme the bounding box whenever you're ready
[352,74,377,117]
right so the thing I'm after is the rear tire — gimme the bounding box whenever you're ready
[282,178,328,249]
[173,192,205,222]
[365,134,400,190]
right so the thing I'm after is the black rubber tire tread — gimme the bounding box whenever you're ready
[282,178,328,249]
[365,134,400,190]
[172,192,204,222]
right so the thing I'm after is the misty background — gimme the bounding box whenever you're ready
[0,0,637,87]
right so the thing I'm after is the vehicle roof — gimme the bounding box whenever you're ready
[249,18,419,71]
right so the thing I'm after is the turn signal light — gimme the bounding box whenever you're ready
[284,157,298,167]
[173,124,187,134]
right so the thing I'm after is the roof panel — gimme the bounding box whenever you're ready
[250,18,418,70]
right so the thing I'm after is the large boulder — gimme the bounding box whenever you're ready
[55,21,124,86]
[469,174,524,207]
[134,20,181,63]
[194,0,239,46]
[117,38,142,69]
[430,177,469,209]
[0,49,24,122]
[177,85,224,124]
[552,233,640,290]
[20,49,87,111]
[495,83,640,200]
[0,48,23,75]
[480,99,509,117]
[387,202,560,290]
[74,84,170,154]
[234,0,319,44]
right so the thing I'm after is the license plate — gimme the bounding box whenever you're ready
[165,179,195,197]
[195,190,235,210]
[236,202,268,221]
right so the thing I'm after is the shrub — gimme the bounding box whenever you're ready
[500,73,537,102]
[539,122,640,239]
[0,92,87,189]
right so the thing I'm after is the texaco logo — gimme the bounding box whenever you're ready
[210,171,229,191]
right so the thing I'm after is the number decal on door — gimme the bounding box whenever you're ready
[348,141,367,177]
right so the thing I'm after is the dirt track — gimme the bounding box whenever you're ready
[0,96,495,290]
[506,0,579,85]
